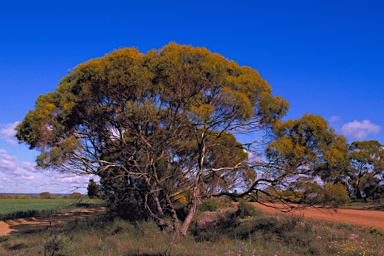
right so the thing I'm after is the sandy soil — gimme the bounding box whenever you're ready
[251,203,384,229]
[0,207,106,237]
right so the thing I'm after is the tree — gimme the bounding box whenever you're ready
[87,178,99,198]
[320,183,350,207]
[346,140,384,201]
[68,192,83,199]
[290,179,322,205]
[264,114,350,206]
[16,43,290,237]
[40,191,53,199]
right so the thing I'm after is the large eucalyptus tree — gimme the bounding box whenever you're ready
[16,43,290,236]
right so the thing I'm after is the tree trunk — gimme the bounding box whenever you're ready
[355,178,363,200]
[154,195,167,227]
[179,186,200,236]
[178,135,205,236]
[162,192,181,238]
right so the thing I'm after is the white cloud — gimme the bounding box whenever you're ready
[0,149,17,170]
[0,121,20,145]
[21,161,39,172]
[340,120,381,140]
[0,148,91,194]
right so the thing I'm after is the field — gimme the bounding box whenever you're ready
[0,198,104,220]
[1,201,384,255]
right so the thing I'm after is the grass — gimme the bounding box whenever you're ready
[1,202,383,255]
[0,198,105,220]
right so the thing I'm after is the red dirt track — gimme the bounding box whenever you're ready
[251,203,384,229]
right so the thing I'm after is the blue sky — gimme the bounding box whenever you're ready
[0,1,383,193]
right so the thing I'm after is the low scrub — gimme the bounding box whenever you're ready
[234,200,263,218]
[199,200,218,212]
[1,203,384,255]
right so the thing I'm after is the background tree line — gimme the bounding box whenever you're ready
[1,192,84,199]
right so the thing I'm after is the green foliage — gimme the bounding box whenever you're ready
[267,114,349,183]
[263,114,356,206]
[87,178,99,198]
[199,200,218,212]
[346,140,384,201]
[272,188,303,203]
[215,197,233,208]
[297,181,323,205]
[43,232,67,256]
[234,201,263,218]
[320,183,350,207]
[281,181,350,207]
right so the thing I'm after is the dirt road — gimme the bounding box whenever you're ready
[251,203,384,229]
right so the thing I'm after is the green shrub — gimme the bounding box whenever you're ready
[320,183,350,207]
[110,218,136,235]
[43,233,67,256]
[216,197,233,208]
[234,201,262,218]
[199,200,218,212]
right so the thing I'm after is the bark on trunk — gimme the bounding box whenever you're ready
[163,192,181,237]
[180,187,200,236]
[154,195,166,226]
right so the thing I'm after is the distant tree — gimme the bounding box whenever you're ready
[68,192,83,199]
[345,140,384,201]
[87,179,99,198]
[293,179,323,205]
[320,183,350,207]
[40,191,53,199]
[264,114,349,204]
[16,43,289,237]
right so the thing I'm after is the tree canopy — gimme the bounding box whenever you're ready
[345,140,384,201]
[16,43,289,236]
[266,114,349,181]
[259,114,350,202]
